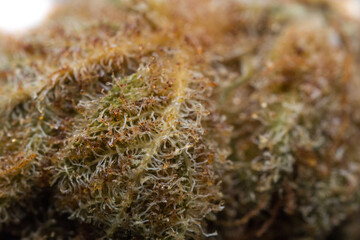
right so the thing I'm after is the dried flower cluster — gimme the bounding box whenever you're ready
[0,0,359,239]
[214,3,360,239]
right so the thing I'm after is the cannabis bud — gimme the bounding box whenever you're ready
[0,1,230,238]
[0,0,359,239]
[213,1,360,239]
[53,46,230,238]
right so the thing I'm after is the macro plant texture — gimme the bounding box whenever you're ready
[52,41,230,239]
[0,0,360,239]
[209,1,360,239]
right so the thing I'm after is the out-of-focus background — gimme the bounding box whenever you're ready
[0,0,359,35]
[0,0,59,34]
